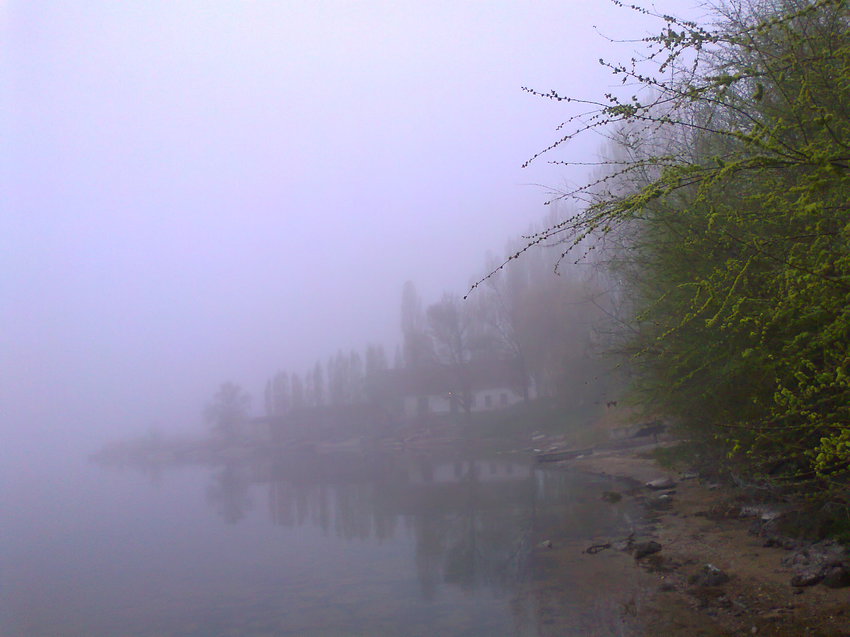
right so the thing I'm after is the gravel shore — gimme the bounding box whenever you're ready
[534,445,850,636]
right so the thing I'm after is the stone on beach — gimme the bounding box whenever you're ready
[688,564,730,587]
[646,477,676,490]
[633,540,662,560]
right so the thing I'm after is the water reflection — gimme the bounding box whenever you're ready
[203,447,634,605]
[26,446,646,636]
[207,463,253,524]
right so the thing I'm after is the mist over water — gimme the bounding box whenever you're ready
[3,448,642,636]
[3,1,699,635]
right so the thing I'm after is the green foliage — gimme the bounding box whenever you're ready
[648,442,698,471]
[523,0,850,497]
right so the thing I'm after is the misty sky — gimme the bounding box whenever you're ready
[2,1,701,462]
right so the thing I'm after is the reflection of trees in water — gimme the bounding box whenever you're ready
[263,450,539,598]
[506,469,641,635]
[532,468,632,540]
[203,448,633,609]
[206,463,252,524]
[409,457,537,600]
[266,453,402,541]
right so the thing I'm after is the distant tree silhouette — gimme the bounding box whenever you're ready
[205,381,251,441]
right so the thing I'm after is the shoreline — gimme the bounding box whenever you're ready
[546,445,850,636]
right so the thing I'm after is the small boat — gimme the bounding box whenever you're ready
[535,447,594,463]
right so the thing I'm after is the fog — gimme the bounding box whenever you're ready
[4,2,719,635]
[3,1,697,467]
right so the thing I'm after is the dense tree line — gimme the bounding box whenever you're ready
[263,344,390,416]
[248,217,614,428]
[205,0,850,489]
[402,212,621,413]
[520,0,850,493]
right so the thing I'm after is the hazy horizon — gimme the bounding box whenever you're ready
[2,0,701,464]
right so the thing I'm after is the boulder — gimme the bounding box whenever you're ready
[782,540,849,588]
[646,477,676,490]
[633,540,662,559]
[689,564,730,587]
[790,570,823,587]
[821,564,850,589]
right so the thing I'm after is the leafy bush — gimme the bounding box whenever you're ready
[522,0,850,496]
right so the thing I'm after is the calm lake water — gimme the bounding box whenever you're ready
[2,446,643,636]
